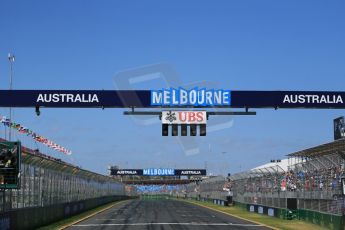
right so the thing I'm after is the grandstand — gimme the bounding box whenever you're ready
[181,138,345,229]
[230,138,344,215]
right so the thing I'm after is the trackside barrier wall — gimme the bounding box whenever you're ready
[183,196,229,206]
[234,201,345,230]
[298,209,344,230]
[0,140,131,229]
[0,195,129,229]
[140,194,171,200]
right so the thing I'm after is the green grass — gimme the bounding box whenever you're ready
[181,199,326,230]
[37,200,124,230]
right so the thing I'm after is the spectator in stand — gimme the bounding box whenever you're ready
[281,179,286,191]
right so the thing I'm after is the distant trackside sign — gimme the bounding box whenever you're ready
[110,169,207,176]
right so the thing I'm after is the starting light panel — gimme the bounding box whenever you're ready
[190,124,197,136]
[200,124,206,136]
[161,111,207,136]
[172,124,178,136]
[181,124,187,136]
[0,141,21,189]
[161,124,206,136]
[162,124,169,136]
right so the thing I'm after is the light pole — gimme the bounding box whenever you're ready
[8,53,15,141]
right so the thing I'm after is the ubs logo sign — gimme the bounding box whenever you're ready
[162,111,207,124]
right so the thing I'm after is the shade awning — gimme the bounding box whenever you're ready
[287,138,345,158]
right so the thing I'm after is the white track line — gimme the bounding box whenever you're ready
[72,222,262,227]
[94,218,132,221]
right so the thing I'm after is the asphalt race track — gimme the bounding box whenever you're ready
[67,199,271,230]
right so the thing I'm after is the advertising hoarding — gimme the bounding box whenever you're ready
[110,168,206,176]
[162,111,207,124]
[0,141,21,189]
[334,116,345,140]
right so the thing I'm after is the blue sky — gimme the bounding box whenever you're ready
[0,1,344,175]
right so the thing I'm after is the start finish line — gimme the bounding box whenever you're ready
[0,88,345,108]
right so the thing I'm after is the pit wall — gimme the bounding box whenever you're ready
[181,195,230,206]
[185,191,228,202]
[0,195,130,230]
[140,194,172,200]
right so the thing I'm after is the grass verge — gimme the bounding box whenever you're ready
[37,200,128,230]
[181,199,325,230]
